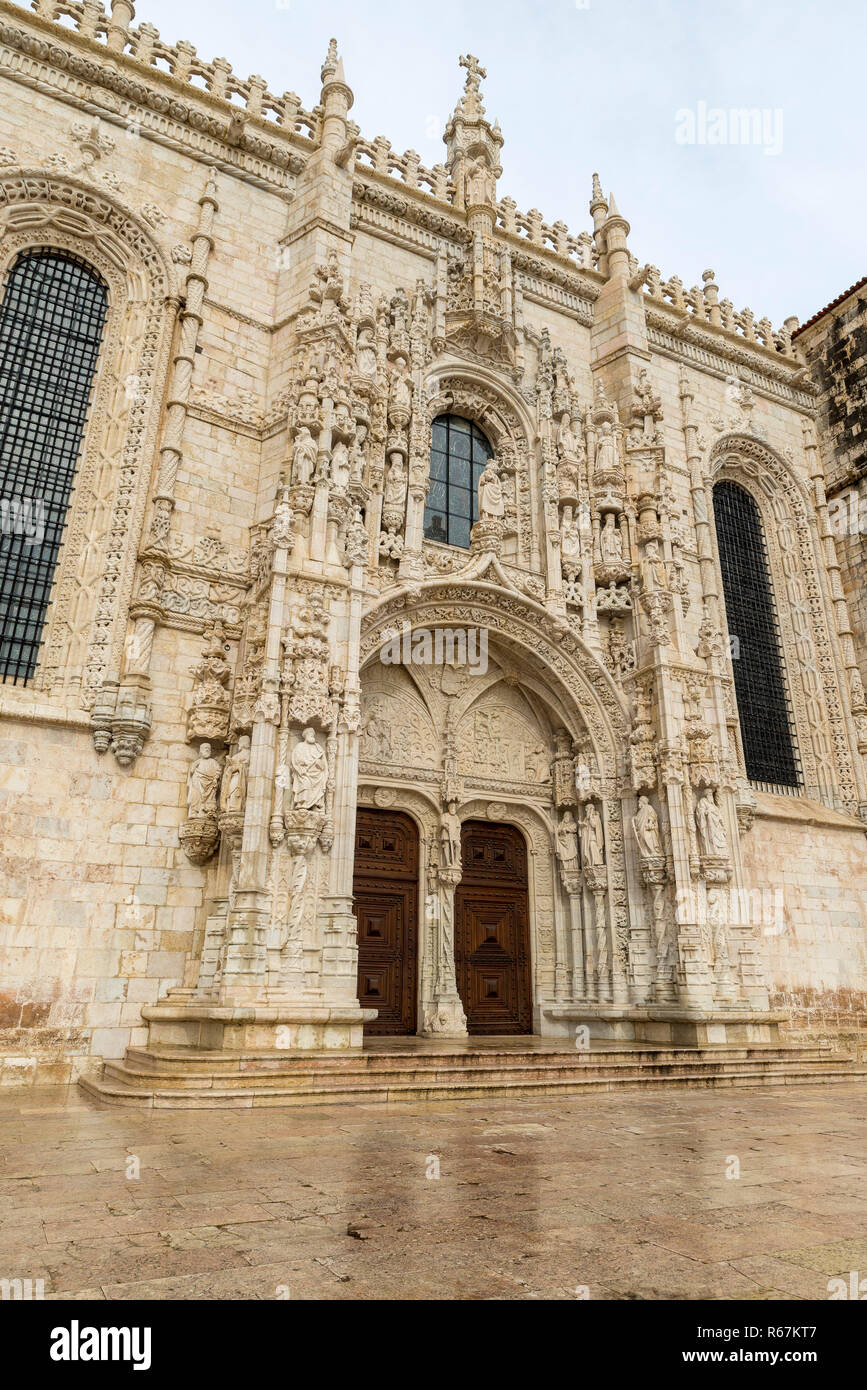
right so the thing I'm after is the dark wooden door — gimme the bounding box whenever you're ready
[353,808,418,1035]
[455,821,532,1035]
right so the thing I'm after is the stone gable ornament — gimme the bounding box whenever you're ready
[186,621,232,745]
[284,595,331,728]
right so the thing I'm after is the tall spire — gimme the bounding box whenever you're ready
[443,53,503,213]
[318,37,353,160]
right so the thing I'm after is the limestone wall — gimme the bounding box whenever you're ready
[741,797,867,1036]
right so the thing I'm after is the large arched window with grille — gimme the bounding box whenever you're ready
[713,479,801,790]
[0,250,108,683]
[424,414,493,549]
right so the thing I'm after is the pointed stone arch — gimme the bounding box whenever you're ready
[359,579,633,1008]
[360,578,629,769]
[0,168,177,703]
[709,432,857,809]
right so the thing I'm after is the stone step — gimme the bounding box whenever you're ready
[121,1042,835,1076]
[101,1052,852,1092]
[80,1048,867,1109]
[81,1065,867,1110]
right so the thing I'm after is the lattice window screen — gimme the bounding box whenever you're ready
[0,250,108,682]
[713,479,801,790]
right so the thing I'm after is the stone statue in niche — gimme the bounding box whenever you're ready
[695,787,728,858]
[331,439,350,491]
[220,734,251,817]
[555,810,580,876]
[384,453,407,509]
[466,156,494,206]
[557,412,580,462]
[600,513,623,564]
[291,426,318,486]
[478,457,505,520]
[440,801,462,869]
[641,539,669,592]
[291,728,328,811]
[356,325,377,379]
[349,420,368,486]
[579,801,605,867]
[389,355,412,419]
[595,419,618,473]
[561,512,582,563]
[187,743,222,819]
[632,794,662,860]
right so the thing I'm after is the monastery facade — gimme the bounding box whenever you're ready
[0,0,865,1092]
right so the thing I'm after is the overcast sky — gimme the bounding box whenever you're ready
[136,0,865,325]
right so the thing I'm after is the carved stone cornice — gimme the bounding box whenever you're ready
[646,309,816,411]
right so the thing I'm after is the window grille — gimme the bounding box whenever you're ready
[713,479,801,790]
[0,250,108,682]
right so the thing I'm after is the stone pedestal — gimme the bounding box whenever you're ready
[143,992,375,1052]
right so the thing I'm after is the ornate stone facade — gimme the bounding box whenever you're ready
[1,1,866,1084]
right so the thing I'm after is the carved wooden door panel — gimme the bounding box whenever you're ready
[353,809,419,1035]
[455,821,532,1035]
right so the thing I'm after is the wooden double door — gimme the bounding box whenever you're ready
[353,810,532,1036]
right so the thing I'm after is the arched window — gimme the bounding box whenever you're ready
[0,250,107,683]
[713,479,801,790]
[424,414,493,549]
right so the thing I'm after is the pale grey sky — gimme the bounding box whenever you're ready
[136,0,865,325]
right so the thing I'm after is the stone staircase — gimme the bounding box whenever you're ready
[79,1040,867,1109]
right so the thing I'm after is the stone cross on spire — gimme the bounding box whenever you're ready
[460,53,487,93]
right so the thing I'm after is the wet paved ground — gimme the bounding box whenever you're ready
[0,1081,865,1300]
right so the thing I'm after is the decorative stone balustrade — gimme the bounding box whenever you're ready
[22,0,799,334]
[631,260,801,361]
[28,0,320,139]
